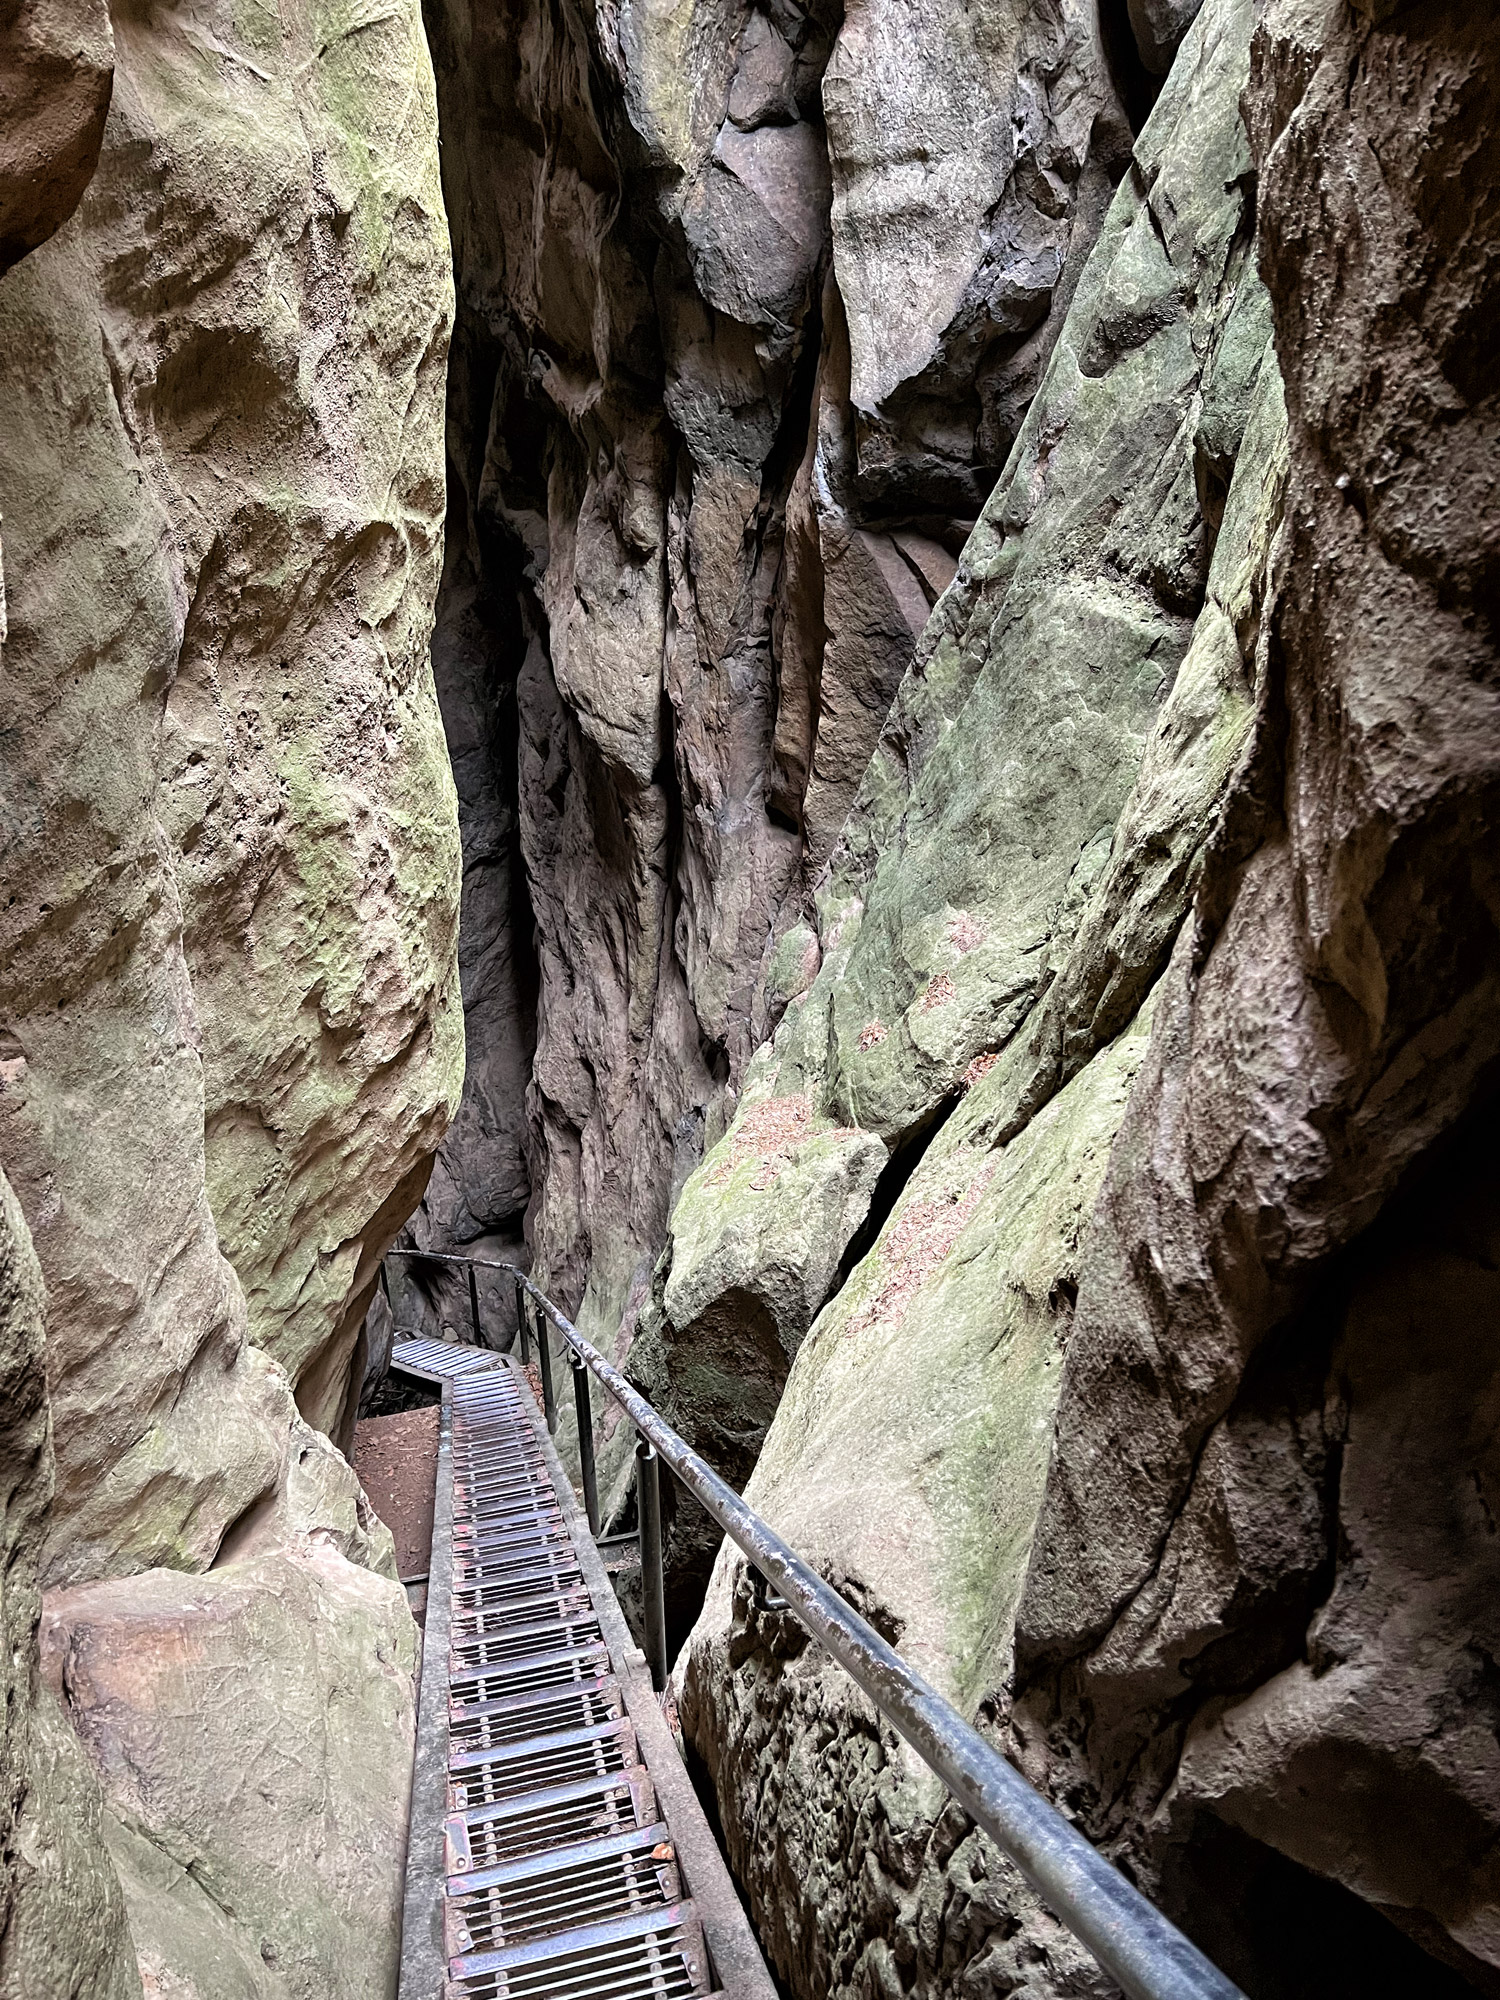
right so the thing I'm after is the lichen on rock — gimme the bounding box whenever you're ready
[637,0,1282,1582]
[0,0,460,1971]
[672,0,1500,1992]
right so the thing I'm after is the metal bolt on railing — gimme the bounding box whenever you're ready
[379,1247,1246,2000]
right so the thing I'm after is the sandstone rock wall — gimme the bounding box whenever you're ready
[405,0,1186,1361]
[643,0,1277,1617]
[0,1173,139,2000]
[0,0,461,1978]
[0,0,111,271]
[670,1,1500,1995]
[1011,3,1500,1989]
[0,26,140,1993]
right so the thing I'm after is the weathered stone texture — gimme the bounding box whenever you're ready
[0,0,459,1978]
[1007,3,1500,1989]
[0,1172,139,2000]
[42,1532,416,2000]
[408,0,1144,1370]
[0,0,111,272]
[674,0,1500,1994]
[0,0,462,1547]
[644,0,1279,1581]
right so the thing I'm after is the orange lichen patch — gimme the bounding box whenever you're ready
[947,912,986,954]
[857,1019,888,1051]
[962,1050,999,1090]
[844,1161,996,1341]
[921,972,956,1011]
[703,1093,815,1190]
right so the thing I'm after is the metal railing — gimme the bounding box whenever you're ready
[381,1248,1245,2000]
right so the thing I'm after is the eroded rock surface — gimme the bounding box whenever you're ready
[0,1172,138,2000]
[646,0,1279,1600]
[672,1,1500,1995]
[407,0,1148,1361]
[0,0,111,272]
[0,0,459,1978]
[1008,3,1500,1989]
[43,1527,415,2000]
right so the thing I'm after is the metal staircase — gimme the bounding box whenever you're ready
[384,1258,1247,2000]
[392,1339,770,2000]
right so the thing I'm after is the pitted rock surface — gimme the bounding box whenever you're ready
[398,0,1144,1370]
[0,0,458,1978]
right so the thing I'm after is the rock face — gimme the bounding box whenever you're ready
[409,0,1149,1351]
[0,1172,139,2000]
[0,36,137,1996]
[43,1481,416,2000]
[0,0,459,1978]
[1010,2,1500,1989]
[645,0,1278,1613]
[0,0,112,271]
[666,1,1500,1996]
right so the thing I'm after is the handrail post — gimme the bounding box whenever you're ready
[514,1279,530,1364]
[467,1262,483,1349]
[636,1438,668,1694]
[571,1352,600,1535]
[537,1315,557,1434]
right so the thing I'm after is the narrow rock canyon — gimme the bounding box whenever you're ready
[1,0,1496,1994]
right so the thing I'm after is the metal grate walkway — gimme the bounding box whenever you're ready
[392,1340,770,2000]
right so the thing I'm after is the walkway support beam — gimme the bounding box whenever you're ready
[571,1350,600,1535]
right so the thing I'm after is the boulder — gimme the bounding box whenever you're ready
[42,1537,415,2000]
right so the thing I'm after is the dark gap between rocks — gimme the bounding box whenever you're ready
[833,1089,960,1291]
[1163,1817,1492,2000]
[1096,0,1164,136]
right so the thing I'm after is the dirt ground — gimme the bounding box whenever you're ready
[353,1406,440,1629]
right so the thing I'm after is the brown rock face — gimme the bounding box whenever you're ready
[1008,0,1500,1990]
[0,0,112,271]
[403,0,1144,1354]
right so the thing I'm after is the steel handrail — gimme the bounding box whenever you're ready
[381,1248,1244,2000]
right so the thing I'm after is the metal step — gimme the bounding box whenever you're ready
[444,1820,678,1955]
[445,1899,712,2000]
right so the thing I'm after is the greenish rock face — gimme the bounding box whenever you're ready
[724,993,1161,1711]
[0,0,458,1976]
[665,0,1298,1990]
[635,0,1284,1510]
[0,0,459,1546]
